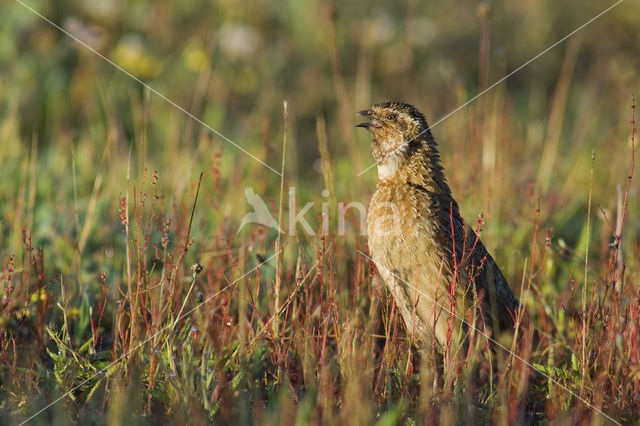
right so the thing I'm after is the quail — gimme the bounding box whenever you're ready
[357,101,519,351]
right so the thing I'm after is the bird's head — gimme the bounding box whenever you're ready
[356,101,432,178]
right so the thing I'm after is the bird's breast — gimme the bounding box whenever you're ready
[367,183,442,281]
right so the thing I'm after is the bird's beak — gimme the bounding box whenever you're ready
[356,110,380,129]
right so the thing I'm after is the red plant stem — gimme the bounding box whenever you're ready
[446,203,459,363]
[246,276,275,343]
[530,198,540,283]
[611,98,636,286]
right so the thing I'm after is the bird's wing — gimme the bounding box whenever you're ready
[457,225,520,330]
[409,184,519,330]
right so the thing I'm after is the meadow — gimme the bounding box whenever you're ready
[1,0,640,424]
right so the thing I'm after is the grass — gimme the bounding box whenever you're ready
[1,0,640,424]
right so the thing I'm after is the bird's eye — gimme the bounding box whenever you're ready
[386,113,397,121]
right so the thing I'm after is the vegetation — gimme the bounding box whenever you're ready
[1,0,639,424]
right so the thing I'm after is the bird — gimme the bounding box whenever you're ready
[357,101,519,352]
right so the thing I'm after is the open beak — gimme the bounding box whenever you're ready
[356,110,380,129]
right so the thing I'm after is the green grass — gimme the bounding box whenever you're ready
[1,0,640,424]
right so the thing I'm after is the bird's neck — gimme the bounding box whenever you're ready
[376,152,405,180]
[377,141,452,196]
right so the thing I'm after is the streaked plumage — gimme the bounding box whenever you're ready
[358,101,519,350]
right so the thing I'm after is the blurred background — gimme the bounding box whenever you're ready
[1,0,640,422]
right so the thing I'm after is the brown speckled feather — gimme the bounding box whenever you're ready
[359,101,519,350]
